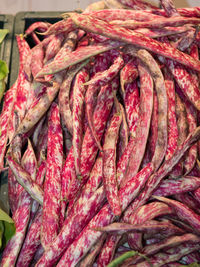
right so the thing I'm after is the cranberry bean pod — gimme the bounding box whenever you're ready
[16,207,42,267]
[103,105,122,216]
[118,103,129,160]
[72,67,89,176]
[60,148,75,225]
[154,196,200,234]
[38,18,75,35]
[14,82,60,137]
[148,91,158,161]
[7,155,44,204]
[129,48,168,171]
[170,93,188,177]
[164,70,178,160]
[128,234,200,266]
[94,221,183,236]
[120,62,153,187]
[36,40,122,76]
[85,55,124,87]
[184,99,197,174]
[80,78,119,183]
[79,234,106,267]
[67,156,103,219]
[44,33,64,62]
[31,43,44,79]
[54,30,78,61]
[36,120,48,165]
[32,116,46,149]
[110,16,200,30]
[124,81,140,134]
[59,60,89,135]
[88,9,162,21]
[134,243,200,267]
[35,186,106,267]
[147,7,200,18]
[1,138,37,266]
[41,103,63,248]
[67,13,200,71]
[65,80,119,207]
[174,28,196,51]
[159,54,200,110]
[0,85,17,169]
[135,26,191,39]
[25,22,51,35]
[153,176,200,197]
[1,189,32,267]
[96,235,121,266]
[124,126,200,219]
[175,193,200,213]
[127,201,173,250]
[120,59,138,94]
[55,163,153,267]
[85,55,110,151]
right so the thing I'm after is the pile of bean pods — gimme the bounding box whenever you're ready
[2,0,200,266]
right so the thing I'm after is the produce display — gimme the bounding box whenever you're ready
[1,0,200,266]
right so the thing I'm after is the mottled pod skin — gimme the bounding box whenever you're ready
[96,235,121,266]
[16,207,42,267]
[41,103,63,248]
[79,234,106,267]
[153,176,200,197]
[55,163,154,267]
[110,16,200,30]
[124,126,200,219]
[154,196,200,235]
[120,59,138,94]
[159,54,200,111]
[59,60,89,135]
[72,67,89,176]
[127,201,173,251]
[1,139,37,267]
[67,12,200,71]
[44,33,64,62]
[164,70,178,161]
[38,18,75,36]
[103,107,122,216]
[124,80,140,134]
[36,40,122,76]
[14,82,60,137]
[88,9,161,21]
[120,62,153,187]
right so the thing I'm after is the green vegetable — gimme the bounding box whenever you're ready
[107,250,152,267]
[0,208,15,250]
[180,264,200,267]
[0,60,9,80]
[0,29,9,45]
[0,79,6,102]
[0,29,9,102]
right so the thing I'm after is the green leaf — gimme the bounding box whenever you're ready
[0,60,9,80]
[0,29,9,44]
[180,264,200,267]
[0,221,4,249]
[0,208,13,223]
[0,79,6,102]
[3,221,15,246]
[107,251,152,267]
[0,209,15,250]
